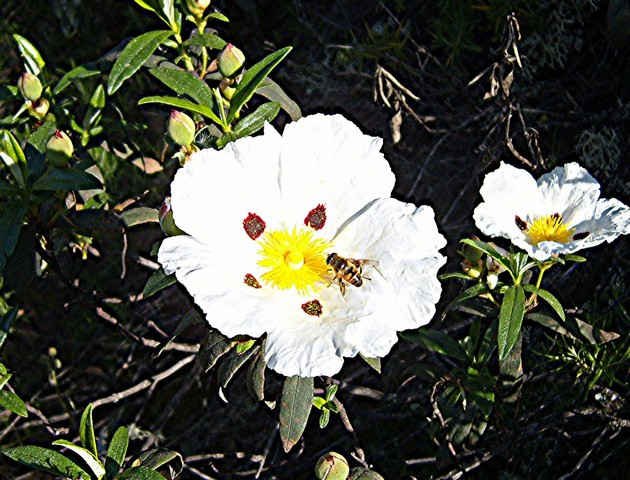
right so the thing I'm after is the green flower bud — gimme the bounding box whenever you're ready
[46,130,74,167]
[168,110,196,146]
[315,452,349,480]
[28,98,50,120]
[159,197,185,236]
[348,467,385,480]
[219,78,236,100]
[186,0,211,17]
[218,44,245,78]
[18,72,43,101]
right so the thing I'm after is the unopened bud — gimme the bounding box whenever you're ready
[28,98,50,120]
[48,347,57,357]
[186,0,211,17]
[218,44,245,78]
[486,272,499,290]
[219,78,236,100]
[46,130,74,167]
[461,259,482,279]
[168,110,195,146]
[348,468,385,480]
[159,197,185,236]
[18,72,43,101]
[315,452,349,480]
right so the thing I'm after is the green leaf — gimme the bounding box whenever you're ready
[217,102,280,148]
[107,30,172,95]
[0,130,26,187]
[235,338,256,354]
[319,409,330,429]
[565,254,587,263]
[3,446,90,479]
[246,346,266,401]
[54,66,101,95]
[32,168,101,191]
[0,307,18,349]
[142,269,176,299]
[460,238,511,275]
[360,355,381,374]
[312,397,327,409]
[228,46,292,122]
[279,375,313,453]
[184,33,227,50]
[523,284,565,321]
[149,67,214,107]
[120,207,159,228]
[401,328,468,362]
[13,34,45,75]
[200,330,233,371]
[528,313,620,345]
[439,272,475,281]
[79,403,98,457]
[256,77,302,120]
[28,119,57,154]
[105,426,129,480]
[0,389,28,417]
[218,346,259,388]
[134,448,182,472]
[138,95,222,125]
[52,440,105,479]
[206,11,229,22]
[117,466,167,480]
[0,205,26,273]
[90,84,107,109]
[497,285,526,360]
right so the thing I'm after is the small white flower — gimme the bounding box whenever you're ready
[473,162,630,261]
[158,114,446,377]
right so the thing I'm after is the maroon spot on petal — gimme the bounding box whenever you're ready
[301,299,323,316]
[573,231,590,240]
[304,204,327,230]
[515,215,527,231]
[243,212,266,240]
[244,273,262,289]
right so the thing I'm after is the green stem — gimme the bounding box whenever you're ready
[528,263,551,306]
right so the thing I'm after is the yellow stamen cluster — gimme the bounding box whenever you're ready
[526,214,574,245]
[258,228,331,293]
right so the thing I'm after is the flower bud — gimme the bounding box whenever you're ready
[348,468,385,480]
[218,44,245,78]
[46,130,74,167]
[186,0,211,17]
[219,78,236,100]
[18,72,43,101]
[315,452,349,480]
[168,110,196,146]
[461,259,482,279]
[159,197,185,236]
[28,98,50,120]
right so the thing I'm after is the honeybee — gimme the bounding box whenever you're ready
[325,253,378,295]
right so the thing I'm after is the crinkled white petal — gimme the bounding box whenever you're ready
[473,162,544,242]
[170,131,283,244]
[158,235,283,338]
[278,114,395,237]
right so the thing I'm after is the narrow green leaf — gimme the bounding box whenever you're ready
[246,346,266,401]
[79,403,98,457]
[497,285,526,360]
[200,330,233,371]
[0,389,28,417]
[32,168,101,191]
[149,67,214,107]
[117,466,167,480]
[120,207,159,227]
[256,77,302,120]
[138,95,222,124]
[206,12,229,22]
[3,446,90,479]
[52,440,105,479]
[28,119,57,154]
[0,307,18,349]
[13,34,45,75]
[565,254,587,263]
[142,269,176,299]
[54,66,101,95]
[0,130,26,187]
[528,313,620,345]
[107,30,172,95]
[0,205,26,273]
[105,426,129,479]
[279,376,313,453]
[460,238,511,274]
[217,102,280,148]
[184,33,227,50]
[360,354,381,373]
[228,46,292,122]
[218,346,259,388]
[439,272,475,281]
[134,448,182,472]
[523,284,565,321]
[401,329,468,362]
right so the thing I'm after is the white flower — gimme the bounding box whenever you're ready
[158,114,446,377]
[473,162,630,261]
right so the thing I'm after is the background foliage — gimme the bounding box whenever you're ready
[0,0,628,478]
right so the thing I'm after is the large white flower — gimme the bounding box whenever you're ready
[473,162,630,261]
[158,114,446,377]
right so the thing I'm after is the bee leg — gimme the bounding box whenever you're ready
[338,279,346,296]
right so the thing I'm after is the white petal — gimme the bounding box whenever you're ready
[158,235,281,338]
[170,131,282,244]
[537,162,601,225]
[473,162,544,241]
[278,114,395,237]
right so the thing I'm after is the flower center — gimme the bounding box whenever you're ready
[526,214,574,245]
[258,228,331,292]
